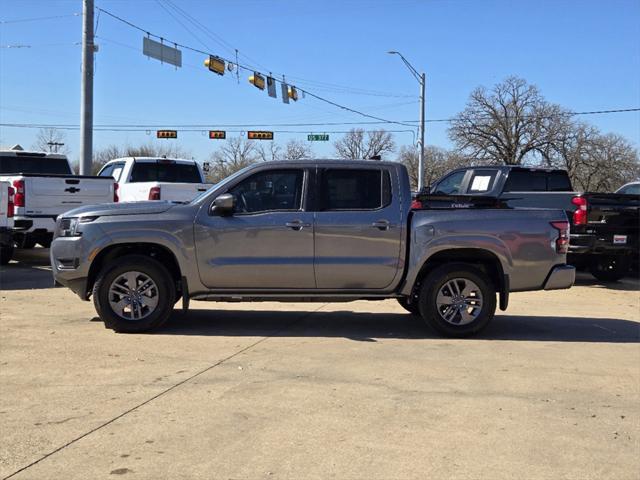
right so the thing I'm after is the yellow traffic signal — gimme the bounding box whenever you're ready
[156,130,177,139]
[247,131,274,140]
[249,72,265,90]
[204,55,225,75]
[208,130,226,139]
[288,86,299,101]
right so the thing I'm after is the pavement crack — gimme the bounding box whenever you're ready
[2,305,327,480]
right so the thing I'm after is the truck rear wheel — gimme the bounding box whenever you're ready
[92,255,176,333]
[418,263,496,337]
[590,256,628,282]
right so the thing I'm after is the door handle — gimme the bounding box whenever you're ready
[285,220,311,231]
[372,220,391,231]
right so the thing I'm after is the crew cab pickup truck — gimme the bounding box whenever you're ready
[425,166,640,282]
[50,160,575,337]
[0,181,15,264]
[97,157,211,203]
[0,149,116,248]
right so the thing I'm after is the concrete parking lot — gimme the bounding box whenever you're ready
[1,248,639,480]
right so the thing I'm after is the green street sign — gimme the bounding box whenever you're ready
[308,134,329,141]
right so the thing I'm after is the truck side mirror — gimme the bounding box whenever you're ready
[210,193,236,216]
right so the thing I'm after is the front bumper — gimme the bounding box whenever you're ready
[543,265,576,290]
[50,235,93,299]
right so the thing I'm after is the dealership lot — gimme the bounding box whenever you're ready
[1,249,639,480]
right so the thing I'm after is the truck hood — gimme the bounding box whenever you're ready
[60,201,175,218]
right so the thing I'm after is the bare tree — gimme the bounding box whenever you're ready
[398,145,472,190]
[32,128,69,154]
[256,141,282,163]
[207,137,258,182]
[333,128,395,160]
[449,77,562,165]
[282,140,313,160]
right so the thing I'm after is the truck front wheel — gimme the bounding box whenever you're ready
[418,263,496,337]
[92,255,176,333]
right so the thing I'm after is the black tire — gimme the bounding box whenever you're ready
[397,297,420,315]
[38,237,52,248]
[92,254,176,333]
[590,257,628,283]
[20,237,36,249]
[0,245,13,265]
[418,263,496,337]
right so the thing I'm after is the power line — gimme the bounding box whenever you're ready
[94,6,416,127]
[0,13,80,24]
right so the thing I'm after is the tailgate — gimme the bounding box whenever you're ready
[584,193,640,245]
[158,183,211,202]
[26,176,114,215]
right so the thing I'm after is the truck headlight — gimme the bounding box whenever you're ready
[59,216,98,237]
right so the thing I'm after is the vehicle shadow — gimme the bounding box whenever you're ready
[160,309,640,343]
[0,248,53,291]
[573,272,640,291]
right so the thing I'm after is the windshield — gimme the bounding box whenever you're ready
[0,155,72,175]
[129,161,202,183]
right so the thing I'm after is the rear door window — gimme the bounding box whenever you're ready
[321,169,391,210]
[467,170,498,193]
[98,162,125,181]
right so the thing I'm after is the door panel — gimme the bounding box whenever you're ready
[314,168,403,290]
[194,168,315,289]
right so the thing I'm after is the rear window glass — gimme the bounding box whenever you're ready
[129,161,201,183]
[0,155,72,175]
[504,171,544,191]
[322,169,391,210]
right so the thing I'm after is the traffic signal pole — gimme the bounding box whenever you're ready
[79,0,94,175]
[418,72,426,192]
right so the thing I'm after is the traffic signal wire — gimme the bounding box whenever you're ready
[94,6,417,128]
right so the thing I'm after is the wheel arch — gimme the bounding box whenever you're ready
[86,242,183,300]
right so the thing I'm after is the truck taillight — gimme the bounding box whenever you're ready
[7,186,15,218]
[148,186,161,201]
[550,221,570,254]
[571,196,587,225]
[12,180,25,207]
[114,182,119,202]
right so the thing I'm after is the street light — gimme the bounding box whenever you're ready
[388,51,426,191]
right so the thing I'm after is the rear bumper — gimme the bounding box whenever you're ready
[570,233,638,256]
[543,265,576,290]
[13,215,56,233]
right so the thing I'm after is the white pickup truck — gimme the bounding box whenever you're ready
[0,149,116,248]
[0,181,15,264]
[97,157,211,203]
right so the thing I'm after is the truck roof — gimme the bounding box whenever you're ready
[244,159,402,168]
[106,157,198,164]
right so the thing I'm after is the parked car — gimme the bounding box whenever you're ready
[616,181,640,195]
[424,166,640,282]
[0,148,116,248]
[0,181,15,264]
[51,160,574,337]
[98,157,211,203]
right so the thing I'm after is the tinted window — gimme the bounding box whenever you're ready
[229,169,303,214]
[504,171,547,192]
[617,183,640,195]
[467,170,498,193]
[129,161,202,183]
[0,155,72,175]
[98,164,114,178]
[433,171,465,195]
[322,169,391,210]
[547,172,572,191]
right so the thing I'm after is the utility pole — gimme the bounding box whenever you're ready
[418,72,425,192]
[79,0,94,175]
[47,142,65,153]
[388,51,426,191]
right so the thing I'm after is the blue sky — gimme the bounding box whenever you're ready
[1,0,639,163]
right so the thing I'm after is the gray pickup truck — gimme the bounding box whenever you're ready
[50,160,575,337]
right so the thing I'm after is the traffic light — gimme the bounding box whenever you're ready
[156,130,177,139]
[204,55,225,75]
[208,131,226,139]
[247,131,274,140]
[288,86,299,101]
[249,72,265,90]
